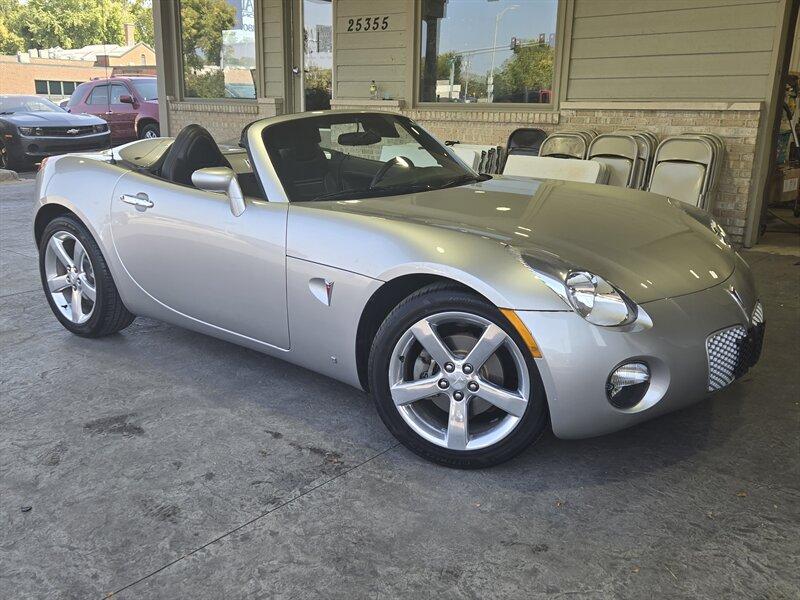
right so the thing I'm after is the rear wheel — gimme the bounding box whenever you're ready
[39,216,135,337]
[368,285,548,468]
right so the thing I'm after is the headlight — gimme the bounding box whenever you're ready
[565,271,636,327]
[93,124,108,133]
[18,126,34,135]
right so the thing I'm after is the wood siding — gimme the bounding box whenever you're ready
[263,0,285,98]
[567,0,781,101]
[334,0,408,100]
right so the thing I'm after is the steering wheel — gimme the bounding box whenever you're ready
[370,156,415,188]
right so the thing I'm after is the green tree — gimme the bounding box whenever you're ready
[179,0,236,68]
[495,43,554,102]
[436,51,462,83]
[0,0,25,53]
[15,0,127,49]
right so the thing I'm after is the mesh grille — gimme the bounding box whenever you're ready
[706,326,748,392]
[751,301,764,325]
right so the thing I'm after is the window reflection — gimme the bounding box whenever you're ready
[180,0,256,99]
[419,0,558,104]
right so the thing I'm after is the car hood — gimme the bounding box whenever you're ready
[319,176,736,303]
[1,111,105,127]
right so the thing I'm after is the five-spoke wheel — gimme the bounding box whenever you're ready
[369,285,547,468]
[39,215,135,337]
[388,312,530,451]
[44,231,97,324]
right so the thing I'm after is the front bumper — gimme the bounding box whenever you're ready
[9,132,111,162]
[520,261,764,439]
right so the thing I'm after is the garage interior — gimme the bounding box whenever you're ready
[1,0,799,598]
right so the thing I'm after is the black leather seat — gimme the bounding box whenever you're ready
[274,125,339,200]
[160,124,230,186]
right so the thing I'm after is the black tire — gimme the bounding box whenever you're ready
[39,215,135,337]
[368,284,548,468]
[0,141,25,172]
[139,123,160,139]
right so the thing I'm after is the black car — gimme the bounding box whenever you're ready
[0,95,111,171]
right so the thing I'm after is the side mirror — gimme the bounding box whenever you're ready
[191,167,246,217]
[119,95,135,105]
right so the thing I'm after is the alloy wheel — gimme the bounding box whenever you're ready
[44,231,97,324]
[388,311,530,451]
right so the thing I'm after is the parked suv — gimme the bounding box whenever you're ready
[67,77,159,144]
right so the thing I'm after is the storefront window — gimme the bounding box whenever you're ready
[419,0,558,105]
[179,0,257,99]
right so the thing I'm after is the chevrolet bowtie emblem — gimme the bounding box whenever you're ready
[66,128,79,135]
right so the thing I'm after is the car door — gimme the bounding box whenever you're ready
[109,83,138,141]
[109,170,290,349]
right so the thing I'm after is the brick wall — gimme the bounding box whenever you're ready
[166,98,283,144]
[0,55,108,95]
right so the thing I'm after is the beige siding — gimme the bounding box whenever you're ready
[263,0,285,98]
[334,0,408,100]
[567,0,781,101]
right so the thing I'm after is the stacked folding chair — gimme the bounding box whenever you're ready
[448,143,505,174]
[613,130,658,189]
[538,130,596,159]
[587,134,640,188]
[647,134,723,209]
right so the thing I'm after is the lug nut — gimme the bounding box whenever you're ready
[438,379,449,390]
[453,391,464,401]
[467,381,479,392]
[463,364,474,374]
[444,362,455,373]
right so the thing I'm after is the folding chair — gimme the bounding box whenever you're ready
[506,128,548,156]
[587,134,640,188]
[539,132,590,159]
[647,136,716,208]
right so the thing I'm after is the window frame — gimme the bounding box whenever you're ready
[34,80,48,95]
[87,84,110,105]
[411,0,567,112]
[175,0,261,102]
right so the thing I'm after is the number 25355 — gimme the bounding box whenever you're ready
[347,16,389,31]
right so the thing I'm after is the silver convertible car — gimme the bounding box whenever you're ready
[32,111,764,468]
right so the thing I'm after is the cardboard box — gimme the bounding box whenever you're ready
[777,165,800,203]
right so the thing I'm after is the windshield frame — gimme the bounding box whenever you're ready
[0,96,63,114]
[261,112,478,203]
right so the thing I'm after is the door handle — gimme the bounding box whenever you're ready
[120,193,154,209]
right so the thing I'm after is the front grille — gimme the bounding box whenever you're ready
[38,126,97,137]
[706,322,765,392]
[707,326,748,391]
[751,301,764,325]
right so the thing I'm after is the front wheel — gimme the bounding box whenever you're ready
[368,285,548,468]
[39,216,135,337]
[139,123,160,139]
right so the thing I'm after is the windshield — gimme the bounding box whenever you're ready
[262,113,481,202]
[0,96,62,114]
[131,79,158,101]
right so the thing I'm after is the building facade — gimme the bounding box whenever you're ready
[1,31,157,100]
[152,0,797,246]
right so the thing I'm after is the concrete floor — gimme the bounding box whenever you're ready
[1,175,798,599]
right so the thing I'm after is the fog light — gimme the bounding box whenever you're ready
[606,362,650,409]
